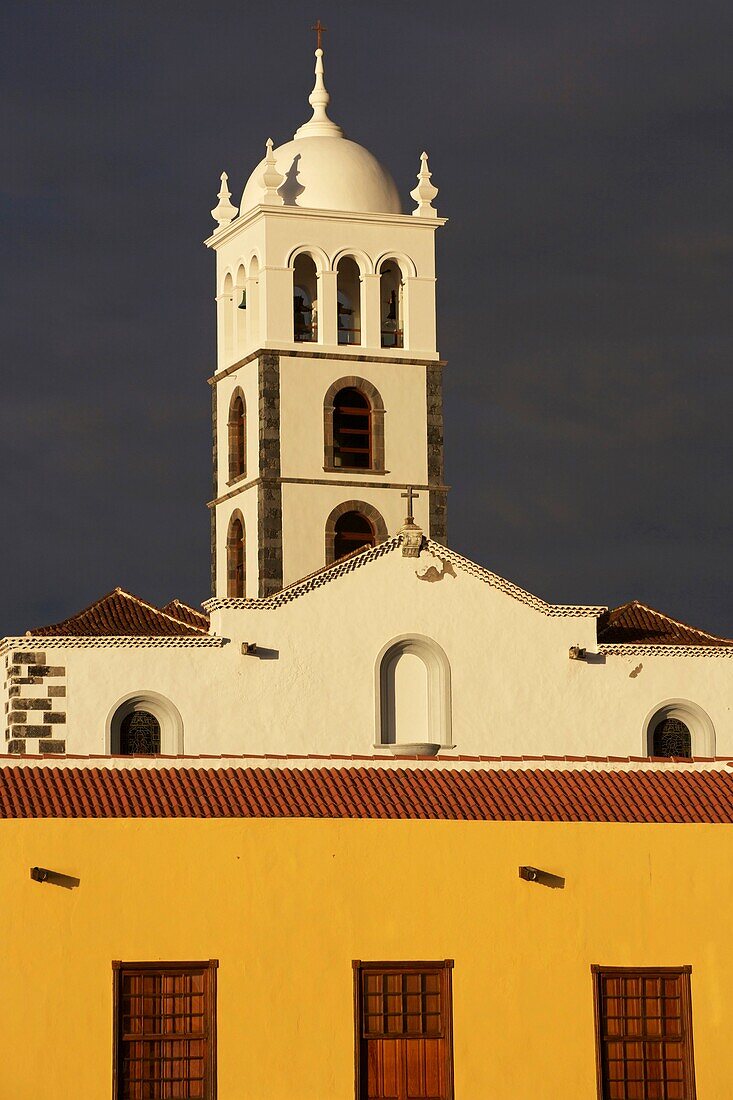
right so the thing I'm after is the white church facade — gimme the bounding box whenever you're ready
[3,46,732,762]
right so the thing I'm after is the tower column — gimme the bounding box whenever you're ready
[362,274,381,348]
[318,270,338,345]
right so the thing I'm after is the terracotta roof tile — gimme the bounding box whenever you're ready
[161,599,210,630]
[597,600,733,647]
[27,588,209,638]
[1,763,732,823]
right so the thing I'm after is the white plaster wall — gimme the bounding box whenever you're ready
[21,547,732,759]
[279,354,428,483]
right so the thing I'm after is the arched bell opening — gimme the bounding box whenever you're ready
[234,263,247,353]
[293,253,319,342]
[220,272,235,361]
[644,700,715,758]
[379,259,404,349]
[336,256,362,346]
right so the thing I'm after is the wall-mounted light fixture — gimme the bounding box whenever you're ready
[568,645,587,661]
[241,641,257,656]
[518,865,565,889]
[30,866,80,889]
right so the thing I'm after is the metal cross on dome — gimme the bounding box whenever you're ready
[401,486,419,522]
[311,19,327,49]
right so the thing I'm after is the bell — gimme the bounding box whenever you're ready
[386,290,397,321]
[237,290,247,310]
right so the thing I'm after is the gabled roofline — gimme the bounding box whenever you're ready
[23,586,210,639]
[204,535,606,618]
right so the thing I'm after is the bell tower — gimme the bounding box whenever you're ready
[205,43,447,598]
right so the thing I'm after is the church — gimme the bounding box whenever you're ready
[2,42,731,762]
[2,36,733,1100]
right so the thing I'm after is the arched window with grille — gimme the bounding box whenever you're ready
[652,717,692,758]
[227,513,245,597]
[645,701,715,758]
[228,390,246,481]
[108,693,183,755]
[119,711,161,755]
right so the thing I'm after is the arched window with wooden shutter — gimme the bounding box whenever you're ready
[228,390,246,481]
[226,513,245,597]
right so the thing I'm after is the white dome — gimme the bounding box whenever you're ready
[241,135,401,216]
[239,47,402,218]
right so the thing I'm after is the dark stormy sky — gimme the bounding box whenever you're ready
[2,1,732,636]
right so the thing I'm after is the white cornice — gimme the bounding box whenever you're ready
[205,204,447,248]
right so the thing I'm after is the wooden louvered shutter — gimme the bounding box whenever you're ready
[354,961,454,1100]
[592,966,696,1100]
[113,960,218,1100]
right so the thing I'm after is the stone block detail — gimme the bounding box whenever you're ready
[38,740,65,754]
[4,650,68,753]
[211,381,218,598]
[258,353,284,597]
[426,364,448,545]
[12,698,51,711]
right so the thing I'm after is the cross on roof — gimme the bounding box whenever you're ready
[311,19,327,50]
[401,486,419,521]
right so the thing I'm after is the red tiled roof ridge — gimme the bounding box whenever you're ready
[1,763,732,822]
[2,752,729,770]
[599,599,733,646]
[162,599,210,627]
[27,586,210,638]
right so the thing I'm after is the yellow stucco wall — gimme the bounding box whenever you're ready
[2,817,732,1098]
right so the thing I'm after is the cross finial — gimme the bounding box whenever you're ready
[311,19,327,50]
[401,486,419,522]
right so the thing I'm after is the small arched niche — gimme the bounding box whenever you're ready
[644,700,715,758]
[336,256,362,346]
[293,253,319,342]
[375,636,452,752]
[108,692,183,755]
[378,259,404,348]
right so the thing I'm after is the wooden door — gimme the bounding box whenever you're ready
[354,961,454,1100]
